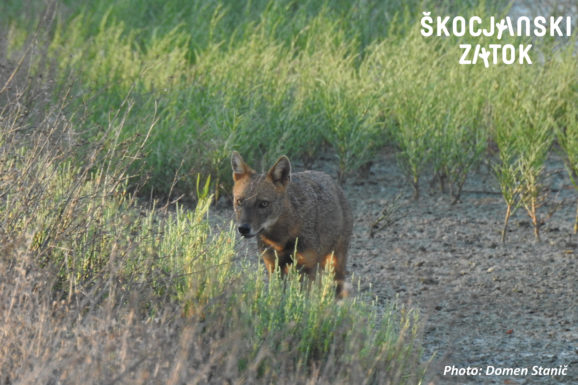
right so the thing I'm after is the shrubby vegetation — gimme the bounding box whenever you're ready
[0,60,423,384]
[4,0,574,233]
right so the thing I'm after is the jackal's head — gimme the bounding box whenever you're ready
[231,151,290,238]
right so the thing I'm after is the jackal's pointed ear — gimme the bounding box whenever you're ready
[267,155,291,188]
[231,151,254,181]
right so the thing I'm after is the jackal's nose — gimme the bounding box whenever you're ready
[238,224,251,237]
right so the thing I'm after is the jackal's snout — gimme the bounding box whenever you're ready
[237,223,253,237]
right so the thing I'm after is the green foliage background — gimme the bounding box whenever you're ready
[6,0,575,202]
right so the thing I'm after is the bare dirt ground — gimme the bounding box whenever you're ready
[344,153,577,385]
[220,152,577,385]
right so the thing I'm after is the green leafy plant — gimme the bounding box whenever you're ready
[557,106,578,233]
[492,66,557,242]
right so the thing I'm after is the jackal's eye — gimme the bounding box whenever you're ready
[236,198,243,206]
[258,200,269,209]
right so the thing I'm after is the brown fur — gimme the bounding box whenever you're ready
[231,151,353,297]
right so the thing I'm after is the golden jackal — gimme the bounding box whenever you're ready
[231,151,353,297]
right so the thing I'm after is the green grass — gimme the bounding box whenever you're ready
[491,43,577,240]
[0,80,424,384]
[5,0,571,235]
[553,46,578,233]
[4,0,536,199]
